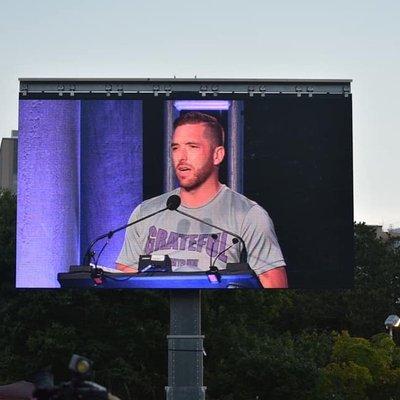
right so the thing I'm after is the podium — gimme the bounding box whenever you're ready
[58,268,261,400]
[57,269,262,289]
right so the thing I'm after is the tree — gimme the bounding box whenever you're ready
[0,189,16,288]
[315,332,400,399]
[2,188,400,400]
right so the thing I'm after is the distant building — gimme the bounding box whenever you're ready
[389,228,400,236]
[368,225,400,249]
[369,225,389,240]
[388,228,400,249]
[0,131,18,193]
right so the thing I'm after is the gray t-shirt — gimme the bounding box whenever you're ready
[117,185,285,275]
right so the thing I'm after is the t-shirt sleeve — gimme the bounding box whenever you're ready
[116,204,143,267]
[241,205,286,275]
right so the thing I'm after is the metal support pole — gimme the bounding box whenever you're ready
[165,290,206,400]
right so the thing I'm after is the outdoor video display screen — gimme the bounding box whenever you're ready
[16,79,353,289]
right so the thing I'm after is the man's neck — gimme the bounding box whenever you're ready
[179,179,222,208]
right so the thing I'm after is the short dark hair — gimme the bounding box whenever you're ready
[173,111,225,147]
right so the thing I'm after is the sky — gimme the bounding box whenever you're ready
[0,0,399,229]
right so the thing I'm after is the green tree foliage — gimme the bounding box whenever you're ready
[315,332,400,399]
[0,289,170,400]
[1,190,400,399]
[0,189,16,287]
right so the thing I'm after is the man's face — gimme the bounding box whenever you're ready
[171,123,220,190]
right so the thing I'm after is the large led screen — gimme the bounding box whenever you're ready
[16,82,353,289]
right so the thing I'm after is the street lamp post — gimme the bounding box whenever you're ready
[384,315,400,338]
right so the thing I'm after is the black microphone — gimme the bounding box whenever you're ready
[206,238,239,284]
[166,194,181,210]
[173,200,248,264]
[82,194,180,267]
[209,234,218,268]
[212,238,239,269]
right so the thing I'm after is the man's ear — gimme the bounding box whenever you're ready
[213,146,225,166]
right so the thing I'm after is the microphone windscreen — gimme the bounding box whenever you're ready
[166,195,181,210]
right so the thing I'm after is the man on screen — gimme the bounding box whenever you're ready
[116,112,288,288]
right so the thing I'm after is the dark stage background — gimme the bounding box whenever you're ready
[141,96,353,288]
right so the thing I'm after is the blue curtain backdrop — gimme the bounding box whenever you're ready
[17,100,143,288]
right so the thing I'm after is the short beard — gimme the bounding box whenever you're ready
[176,162,215,191]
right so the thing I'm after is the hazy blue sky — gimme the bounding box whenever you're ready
[1,0,399,228]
